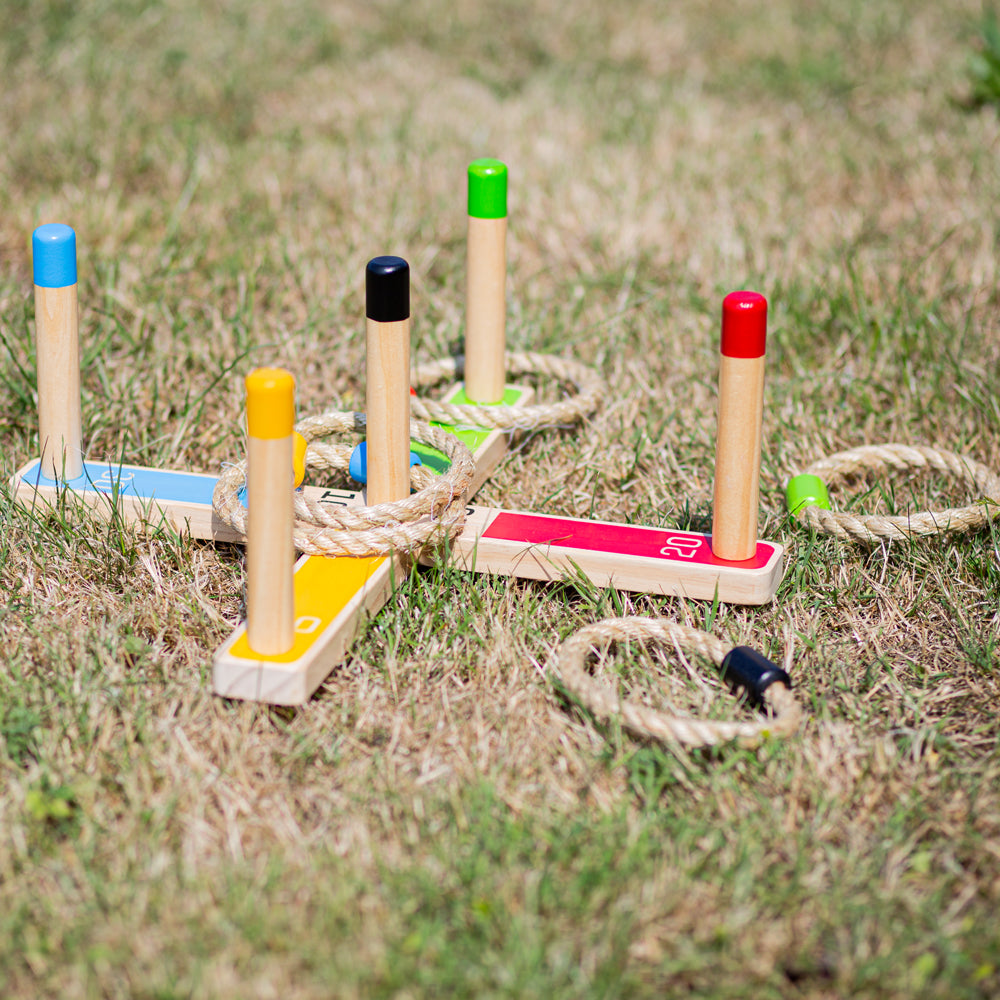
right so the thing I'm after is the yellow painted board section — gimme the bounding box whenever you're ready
[213,382,535,703]
[226,553,386,663]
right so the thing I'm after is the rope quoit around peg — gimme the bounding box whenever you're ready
[213,410,477,557]
[410,351,603,431]
[786,443,1000,543]
[551,617,802,749]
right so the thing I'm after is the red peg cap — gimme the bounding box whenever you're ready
[720,291,767,358]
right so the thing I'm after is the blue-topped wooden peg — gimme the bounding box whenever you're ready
[32,223,83,480]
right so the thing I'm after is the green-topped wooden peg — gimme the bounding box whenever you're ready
[465,158,509,402]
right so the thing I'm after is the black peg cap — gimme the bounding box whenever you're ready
[366,256,409,322]
[720,646,792,708]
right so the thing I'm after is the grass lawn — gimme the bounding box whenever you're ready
[1,0,999,996]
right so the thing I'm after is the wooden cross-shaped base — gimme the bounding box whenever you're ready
[12,380,782,705]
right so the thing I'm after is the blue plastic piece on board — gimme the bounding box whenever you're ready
[33,224,78,288]
[349,443,366,483]
[349,441,421,484]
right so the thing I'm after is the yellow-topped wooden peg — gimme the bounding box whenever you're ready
[244,367,296,656]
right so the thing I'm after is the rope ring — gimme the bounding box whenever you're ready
[787,443,1000,543]
[410,350,602,431]
[551,617,802,749]
[294,410,476,529]
[213,412,477,557]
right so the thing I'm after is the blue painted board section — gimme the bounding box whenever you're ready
[19,459,216,506]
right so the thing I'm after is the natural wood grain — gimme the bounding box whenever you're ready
[464,215,507,404]
[246,434,295,655]
[365,316,411,505]
[711,353,765,561]
[34,283,83,480]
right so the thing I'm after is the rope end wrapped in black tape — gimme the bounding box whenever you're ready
[721,646,792,708]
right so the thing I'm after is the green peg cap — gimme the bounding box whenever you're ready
[786,474,832,515]
[468,159,507,219]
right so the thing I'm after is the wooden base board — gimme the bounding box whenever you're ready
[435,506,783,605]
[211,386,534,704]
[12,457,240,541]
[211,508,783,705]
[212,551,405,704]
[11,381,785,704]
[10,383,526,542]
[10,383,532,704]
[12,456,781,603]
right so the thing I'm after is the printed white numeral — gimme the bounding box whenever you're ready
[94,471,136,493]
[659,536,702,560]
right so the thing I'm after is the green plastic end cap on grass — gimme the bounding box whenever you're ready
[786,474,831,514]
[468,159,508,218]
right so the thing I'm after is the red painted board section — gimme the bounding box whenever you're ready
[481,512,774,569]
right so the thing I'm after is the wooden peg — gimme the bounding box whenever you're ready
[365,256,411,506]
[464,159,508,404]
[711,291,767,562]
[245,368,296,655]
[33,224,83,480]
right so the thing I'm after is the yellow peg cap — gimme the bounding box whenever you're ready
[246,368,295,439]
[292,431,308,488]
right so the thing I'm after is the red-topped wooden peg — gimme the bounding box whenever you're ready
[711,291,768,562]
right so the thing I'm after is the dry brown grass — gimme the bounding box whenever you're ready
[1,0,999,996]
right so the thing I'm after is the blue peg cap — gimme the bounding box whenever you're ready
[32,224,77,288]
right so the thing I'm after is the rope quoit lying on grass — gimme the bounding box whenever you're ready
[552,617,802,749]
[410,351,602,431]
[213,410,477,557]
[786,443,1000,543]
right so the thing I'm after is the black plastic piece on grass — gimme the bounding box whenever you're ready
[721,646,792,708]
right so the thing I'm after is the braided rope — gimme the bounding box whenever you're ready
[552,617,802,748]
[410,351,602,430]
[793,443,1000,543]
[213,412,477,557]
